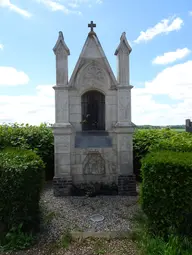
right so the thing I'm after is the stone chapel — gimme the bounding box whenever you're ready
[52,21,136,196]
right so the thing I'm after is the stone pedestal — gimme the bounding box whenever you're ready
[115,124,137,196]
[52,123,73,196]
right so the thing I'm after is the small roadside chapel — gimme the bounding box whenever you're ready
[52,21,136,196]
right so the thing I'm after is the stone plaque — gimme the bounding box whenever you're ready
[75,132,112,148]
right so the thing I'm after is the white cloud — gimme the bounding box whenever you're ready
[36,0,103,14]
[0,44,4,50]
[189,11,192,16]
[145,60,192,100]
[36,0,81,14]
[1,80,191,126]
[134,17,183,43]
[68,2,79,8]
[1,60,192,125]
[0,0,32,18]
[131,60,192,125]
[152,48,191,65]
[0,67,29,86]
[0,85,54,125]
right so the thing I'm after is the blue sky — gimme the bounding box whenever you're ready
[0,0,192,125]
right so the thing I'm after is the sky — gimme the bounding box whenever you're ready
[0,0,192,125]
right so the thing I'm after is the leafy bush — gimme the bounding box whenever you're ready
[133,128,176,181]
[150,132,192,153]
[131,210,192,255]
[1,124,192,182]
[141,150,192,237]
[0,123,54,180]
[0,223,34,252]
[0,148,45,236]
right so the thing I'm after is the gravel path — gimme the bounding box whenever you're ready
[3,238,138,255]
[41,184,139,241]
[2,184,139,255]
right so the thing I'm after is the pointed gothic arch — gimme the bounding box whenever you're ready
[81,90,105,131]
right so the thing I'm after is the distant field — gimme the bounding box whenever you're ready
[172,129,185,132]
[137,128,186,132]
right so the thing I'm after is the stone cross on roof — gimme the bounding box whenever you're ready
[88,21,96,32]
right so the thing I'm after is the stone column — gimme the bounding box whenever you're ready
[115,126,136,196]
[52,31,72,196]
[114,32,137,196]
[53,124,72,196]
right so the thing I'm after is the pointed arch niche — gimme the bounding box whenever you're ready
[81,90,105,131]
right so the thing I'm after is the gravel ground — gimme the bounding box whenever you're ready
[2,237,138,255]
[41,184,139,240]
[49,238,138,255]
[2,184,139,255]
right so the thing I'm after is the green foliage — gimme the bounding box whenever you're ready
[141,150,192,237]
[0,223,34,252]
[136,125,185,130]
[1,123,191,182]
[150,132,192,153]
[59,232,72,249]
[0,148,45,236]
[130,210,192,255]
[133,128,176,180]
[0,123,54,180]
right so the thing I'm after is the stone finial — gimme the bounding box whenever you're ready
[115,32,132,55]
[59,31,64,39]
[120,32,126,41]
[53,31,70,55]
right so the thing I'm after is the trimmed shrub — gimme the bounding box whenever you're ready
[150,132,192,153]
[0,123,54,180]
[133,128,176,181]
[0,148,45,234]
[141,150,192,237]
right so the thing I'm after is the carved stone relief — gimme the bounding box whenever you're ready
[75,61,110,91]
[83,63,105,87]
[83,151,105,175]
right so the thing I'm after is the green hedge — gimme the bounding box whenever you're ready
[0,148,45,234]
[0,124,54,180]
[150,132,192,153]
[141,150,192,237]
[133,128,177,180]
[0,124,192,182]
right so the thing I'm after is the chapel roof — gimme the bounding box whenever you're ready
[68,21,118,87]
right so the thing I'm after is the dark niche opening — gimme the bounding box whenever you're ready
[81,90,105,131]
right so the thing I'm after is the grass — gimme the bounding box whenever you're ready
[130,210,192,255]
